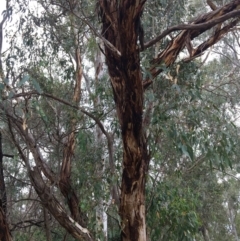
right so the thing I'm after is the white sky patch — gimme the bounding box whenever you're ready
[0,2,6,17]
[0,2,11,52]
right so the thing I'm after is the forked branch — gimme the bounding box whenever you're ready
[144,0,240,50]
[143,0,240,88]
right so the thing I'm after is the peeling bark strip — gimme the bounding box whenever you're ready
[99,1,150,241]
[155,0,240,65]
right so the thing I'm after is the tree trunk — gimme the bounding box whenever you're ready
[98,1,240,238]
[59,21,85,226]
[228,199,239,241]
[0,132,12,241]
[43,206,52,241]
[94,45,108,240]
[199,225,210,241]
[99,1,150,240]
[0,9,12,241]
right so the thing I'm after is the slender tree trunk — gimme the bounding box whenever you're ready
[43,206,52,241]
[94,45,108,240]
[59,18,84,226]
[199,225,210,241]
[0,132,12,241]
[228,199,239,241]
[0,8,12,241]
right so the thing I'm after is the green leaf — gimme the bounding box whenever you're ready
[172,84,181,93]
[32,79,43,93]
[3,78,9,85]
[0,83,4,90]
[17,75,29,87]
[180,144,194,161]
[186,144,194,161]
[8,91,15,98]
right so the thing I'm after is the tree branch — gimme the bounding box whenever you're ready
[2,154,14,158]
[207,0,217,10]
[143,0,240,89]
[144,9,240,50]
[3,90,111,139]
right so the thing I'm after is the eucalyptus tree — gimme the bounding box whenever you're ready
[98,1,240,241]
[1,0,240,241]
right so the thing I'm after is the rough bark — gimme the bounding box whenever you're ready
[0,208,11,241]
[99,1,150,240]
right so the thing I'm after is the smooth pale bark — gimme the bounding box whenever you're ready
[228,199,239,241]
[94,45,108,240]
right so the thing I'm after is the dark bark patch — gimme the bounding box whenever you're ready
[122,168,134,193]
